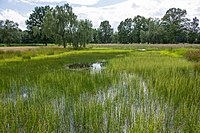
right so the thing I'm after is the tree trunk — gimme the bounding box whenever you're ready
[63,36,66,48]
[63,41,66,48]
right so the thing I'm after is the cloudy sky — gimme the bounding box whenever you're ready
[0,0,200,30]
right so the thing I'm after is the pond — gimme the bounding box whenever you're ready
[65,61,106,73]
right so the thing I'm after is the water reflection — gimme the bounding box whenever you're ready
[65,61,106,73]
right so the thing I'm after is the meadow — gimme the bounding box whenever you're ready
[0,44,199,132]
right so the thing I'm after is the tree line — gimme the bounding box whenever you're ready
[0,4,200,47]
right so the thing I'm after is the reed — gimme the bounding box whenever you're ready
[0,47,199,132]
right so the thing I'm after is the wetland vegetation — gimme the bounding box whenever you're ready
[0,44,199,132]
[1,1,200,132]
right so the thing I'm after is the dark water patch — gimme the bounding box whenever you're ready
[64,61,106,72]
[65,63,91,69]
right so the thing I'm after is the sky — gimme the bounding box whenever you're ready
[0,0,200,31]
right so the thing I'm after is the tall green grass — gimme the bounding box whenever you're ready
[108,51,200,132]
[0,48,199,132]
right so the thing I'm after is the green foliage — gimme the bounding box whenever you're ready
[42,4,93,48]
[26,6,52,44]
[74,19,93,47]
[1,6,199,46]
[98,20,113,43]
[118,16,150,44]
[187,17,200,44]
[118,18,133,44]
[132,15,149,43]
[91,29,99,43]
[52,4,77,48]
[117,8,200,44]
[111,32,118,43]
[0,20,21,45]
[162,8,187,43]
[140,18,168,44]
[1,7,200,45]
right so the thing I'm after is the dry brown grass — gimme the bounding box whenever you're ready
[0,46,63,52]
[89,43,200,48]
[1,44,200,52]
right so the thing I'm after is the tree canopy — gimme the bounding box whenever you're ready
[0,19,21,45]
[1,6,200,46]
[98,20,113,43]
[26,6,52,44]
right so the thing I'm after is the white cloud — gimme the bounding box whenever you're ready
[1,0,200,31]
[74,0,153,30]
[73,0,200,30]
[17,0,99,6]
[0,9,27,30]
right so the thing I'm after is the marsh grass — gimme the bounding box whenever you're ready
[0,47,199,132]
[185,49,200,62]
[0,47,70,60]
[90,43,200,50]
[108,51,200,132]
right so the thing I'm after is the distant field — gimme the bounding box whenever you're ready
[90,43,200,49]
[1,43,200,52]
[0,46,62,52]
[0,43,45,47]
[0,43,56,48]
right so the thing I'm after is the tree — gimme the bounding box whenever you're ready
[98,20,113,43]
[42,4,94,48]
[75,19,93,47]
[91,29,99,43]
[140,18,168,44]
[112,32,119,43]
[132,15,149,43]
[118,18,134,44]
[21,30,32,44]
[0,20,3,43]
[117,16,148,44]
[26,6,51,44]
[41,10,55,45]
[0,19,21,45]
[49,4,77,48]
[187,17,200,43]
[162,8,187,43]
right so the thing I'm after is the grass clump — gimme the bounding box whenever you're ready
[185,50,200,62]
